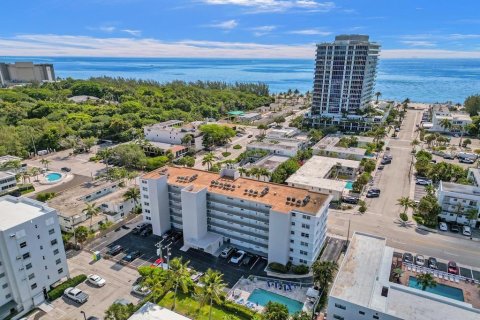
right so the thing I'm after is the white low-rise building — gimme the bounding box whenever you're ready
[312,134,373,161]
[140,166,331,266]
[247,137,307,157]
[144,120,204,151]
[266,127,299,139]
[129,302,190,320]
[327,232,480,320]
[437,181,480,228]
[0,172,17,192]
[0,196,69,320]
[243,154,290,181]
[238,112,261,122]
[286,156,360,201]
[430,105,472,133]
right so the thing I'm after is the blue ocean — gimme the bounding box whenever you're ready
[2,56,480,103]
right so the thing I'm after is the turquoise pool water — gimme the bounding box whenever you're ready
[408,276,464,301]
[247,288,303,314]
[46,172,62,182]
[345,181,354,190]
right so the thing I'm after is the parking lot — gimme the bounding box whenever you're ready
[86,221,269,287]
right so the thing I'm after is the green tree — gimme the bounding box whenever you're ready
[104,302,136,320]
[462,138,472,148]
[397,196,415,214]
[123,187,140,210]
[312,260,338,290]
[375,91,382,103]
[291,312,311,320]
[416,273,437,291]
[74,226,89,245]
[307,129,323,144]
[263,301,289,320]
[82,202,101,228]
[140,266,172,302]
[169,257,191,311]
[439,118,453,132]
[202,152,215,171]
[40,158,51,170]
[464,94,480,116]
[257,124,268,135]
[273,116,286,126]
[198,269,226,320]
[111,144,147,169]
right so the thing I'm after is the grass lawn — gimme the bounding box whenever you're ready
[158,291,253,320]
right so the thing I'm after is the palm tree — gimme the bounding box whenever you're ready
[257,168,271,181]
[30,167,41,182]
[181,134,193,147]
[104,302,135,320]
[238,167,248,177]
[169,257,191,311]
[424,184,435,196]
[40,158,51,170]
[375,91,382,103]
[312,260,338,290]
[392,267,403,283]
[198,269,226,320]
[397,196,415,214]
[439,118,452,132]
[416,273,437,291]
[143,268,172,302]
[202,153,215,171]
[466,208,478,228]
[82,202,101,228]
[123,187,140,212]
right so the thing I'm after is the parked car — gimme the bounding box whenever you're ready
[131,284,151,296]
[368,188,381,194]
[448,261,459,275]
[450,224,460,233]
[242,254,255,267]
[171,231,183,242]
[443,154,455,160]
[247,135,253,138]
[395,127,400,132]
[87,274,106,287]
[190,271,204,282]
[87,317,100,320]
[366,192,380,198]
[151,258,164,268]
[402,252,413,263]
[342,196,359,204]
[61,167,71,172]
[383,154,393,160]
[230,250,246,264]
[462,226,472,236]
[428,257,438,269]
[140,228,153,237]
[385,147,390,151]
[439,222,448,231]
[132,223,149,235]
[121,225,130,230]
[459,158,475,164]
[415,255,425,266]
[220,246,235,259]
[378,165,385,170]
[123,250,141,262]
[415,179,431,185]
[64,287,89,304]
[381,159,391,165]
[162,229,174,239]
[107,245,123,256]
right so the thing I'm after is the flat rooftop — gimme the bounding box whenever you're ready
[249,138,304,151]
[0,171,15,179]
[286,156,360,192]
[248,155,290,172]
[440,181,480,196]
[0,196,54,230]
[0,155,22,163]
[128,302,190,320]
[142,166,330,215]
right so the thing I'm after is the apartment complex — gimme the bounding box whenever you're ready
[437,180,480,228]
[0,172,17,192]
[286,156,360,201]
[327,232,480,320]
[429,105,472,133]
[143,120,204,152]
[140,166,331,266]
[0,196,69,319]
[304,35,381,130]
[0,62,55,86]
[312,134,374,161]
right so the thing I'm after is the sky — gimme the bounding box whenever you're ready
[1,0,480,58]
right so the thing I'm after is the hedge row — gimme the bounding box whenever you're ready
[220,300,256,319]
[48,274,87,301]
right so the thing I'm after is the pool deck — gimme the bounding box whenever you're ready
[228,277,312,313]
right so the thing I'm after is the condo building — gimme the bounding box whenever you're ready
[0,62,55,86]
[305,35,381,130]
[140,166,332,266]
[0,196,69,319]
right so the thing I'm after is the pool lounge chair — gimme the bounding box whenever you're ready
[236,298,245,305]
[433,271,438,278]
[455,277,460,283]
[407,265,412,271]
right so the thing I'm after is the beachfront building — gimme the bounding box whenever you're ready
[437,181,480,228]
[429,105,472,134]
[0,196,69,319]
[327,232,480,320]
[304,35,381,131]
[143,120,204,151]
[312,134,374,161]
[286,156,360,201]
[48,180,137,232]
[140,166,332,266]
[0,62,55,86]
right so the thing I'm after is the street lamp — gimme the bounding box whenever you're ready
[80,311,87,320]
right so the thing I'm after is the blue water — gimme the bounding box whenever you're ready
[408,276,464,302]
[345,181,354,190]
[247,288,303,314]
[46,173,62,182]
[1,56,479,103]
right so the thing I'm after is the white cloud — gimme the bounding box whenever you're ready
[401,40,436,47]
[250,25,277,36]
[447,33,480,40]
[121,29,141,37]
[288,29,331,35]
[99,26,116,33]
[380,49,480,59]
[206,19,238,30]
[201,0,335,13]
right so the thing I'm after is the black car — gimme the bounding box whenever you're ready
[171,231,183,242]
[378,165,385,170]
[402,252,413,263]
[342,196,359,204]
[450,224,460,233]
[162,229,174,239]
[61,167,71,172]
[368,188,381,194]
[366,192,380,198]
[132,223,148,234]
[107,245,123,256]
[381,159,392,165]
[123,250,141,262]
[428,257,438,269]
[140,228,153,237]
[121,225,130,230]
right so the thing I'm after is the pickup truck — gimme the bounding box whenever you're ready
[64,287,89,304]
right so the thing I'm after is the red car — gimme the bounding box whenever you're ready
[448,261,458,275]
[150,258,164,268]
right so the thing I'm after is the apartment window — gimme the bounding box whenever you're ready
[45,266,48,270]
[58,268,64,274]
[142,180,147,184]
[373,316,379,320]
[302,224,310,229]
[291,212,296,217]
[301,242,308,247]
[333,315,344,320]
[5,293,11,299]
[56,258,61,265]
[0,273,4,278]
[31,283,37,290]
[290,248,293,252]
[335,303,346,310]
[146,216,151,221]
[23,252,30,259]
[51,239,58,246]
[144,202,149,206]
[28,273,35,280]
[143,195,149,199]
[2,283,8,289]
[40,245,44,250]
[142,187,148,191]
[144,209,150,214]
[290,231,295,235]
[291,222,295,226]
[48,229,55,235]
[359,311,365,315]
[301,233,310,238]
[303,215,311,220]
[290,240,294,244]
[300,250,308,256]
[26,263,32,270]
[20,241,27,248]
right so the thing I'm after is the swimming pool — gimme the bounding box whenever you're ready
[46,172,62,182]
[345,181,354,190]
[247,288,303,314]
[408,276,464,301]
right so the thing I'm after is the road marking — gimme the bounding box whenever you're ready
[391,239,407,245]
[444,251,459,257]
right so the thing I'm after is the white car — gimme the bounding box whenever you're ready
[416,179,431,185]
[131,284,151,296]
[87,274,106,287]
[439,222,448,231]
[64,287,89,304]
[462,226,472,236]
[415,255,425,266]
[229,250,246,264]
